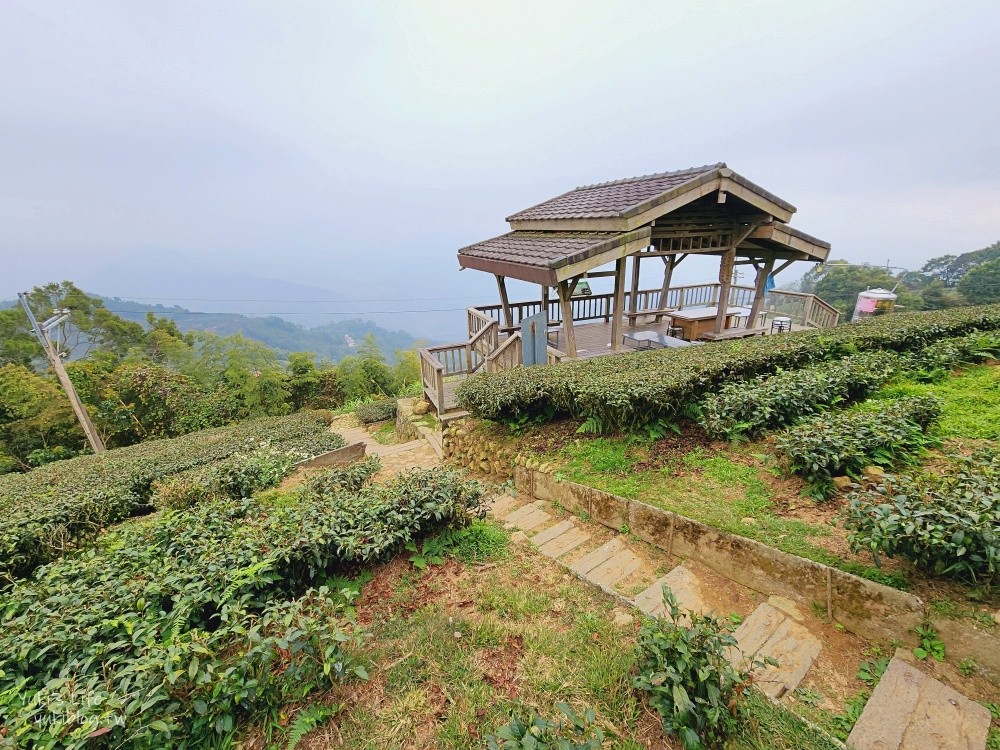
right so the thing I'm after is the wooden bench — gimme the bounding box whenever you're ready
[698,327,768,341]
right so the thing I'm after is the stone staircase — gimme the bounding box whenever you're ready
[488,493,992,750]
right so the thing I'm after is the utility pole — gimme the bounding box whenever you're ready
[18,293,106,454]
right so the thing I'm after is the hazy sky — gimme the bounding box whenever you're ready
[2,1,998,336]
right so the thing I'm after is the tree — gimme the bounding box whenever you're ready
[286,352,321,410]
[0,364,84,470]
[22,281,146,360]
[922,242,1000,287]
[339,335,394,401]
[957,258,1000,305]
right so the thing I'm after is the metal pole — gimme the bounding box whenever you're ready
[18,293,106,453]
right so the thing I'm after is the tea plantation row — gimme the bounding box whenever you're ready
[0,462,486,749]
[456,304,1000,431]
[0,411,346,581]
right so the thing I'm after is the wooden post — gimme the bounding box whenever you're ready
[628,253,641,327]
[557,281,578,358]
[495,275,513,329]
[802,295,816,328]
[611,257,626,352]
[713,247,736,334]
[654,253,687,321]
[747,257,775,329]
[539,285,549,320]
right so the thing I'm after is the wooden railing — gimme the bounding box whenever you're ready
[762,290,840,328]
[485,332,564,373]
[470,283,835,337]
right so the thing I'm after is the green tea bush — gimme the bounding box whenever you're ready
[0,467,487,749]
[486,703,605,749]
[304,455,382,495]
[773,396,941,499]
[700,351,904,440]
[634,587,768,750]
[151,448,301,511]
[845,450,1000,587]
[456,304,1000,432]
[355,398,397,424]
[907,331,1000,381]
[0,411,345,581]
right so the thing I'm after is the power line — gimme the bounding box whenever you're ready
[105,295,486,303]
[105,307,471,316]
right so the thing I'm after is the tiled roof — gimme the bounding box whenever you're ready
[506,163,724,221]
[458,232,625,269]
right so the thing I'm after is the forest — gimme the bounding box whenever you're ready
[0,282,420,473]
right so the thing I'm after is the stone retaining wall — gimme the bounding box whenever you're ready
[517,466,1000,680]
[443,421,560,479]
[395,398,420,442]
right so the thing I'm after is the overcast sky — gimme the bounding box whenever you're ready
[2,1,998,336]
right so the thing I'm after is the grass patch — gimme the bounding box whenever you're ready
[369,421,399,445]
[872,364,1000,440]
[300,544,838,750]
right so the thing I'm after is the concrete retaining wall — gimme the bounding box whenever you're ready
[296,441,366,469]
[517,467,1000,679]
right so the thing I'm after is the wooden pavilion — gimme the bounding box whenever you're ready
[420,163,836,417]
[457,163,831,357]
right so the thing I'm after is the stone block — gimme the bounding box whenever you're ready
[830,568,924,645]
[628,500,674,551]
[589,488,627,530]
[549,479,592,516]
[847,653,991,749]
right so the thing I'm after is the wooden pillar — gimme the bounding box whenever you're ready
[611,257,626,352]
[539,285,549,320]
[713,247,736,334]
[747,257,774,329]
[748,257,774,328]
[654,253,686,321]
[557,281,578,358]
[495,275,513,329]
[628,253,641,327]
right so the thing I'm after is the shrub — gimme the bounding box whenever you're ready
[906,331,1000,381]
[486,703,605,749]
[0,467,487,748]
[773,396,941,499]
[304,455,382,495]
[355,398,397,424]
[634,587,767,750]
[456,304,1000,432]
[844,450,1000,587]
[0,411,346,581]
[151,448,301,511]
[699,350,903,440]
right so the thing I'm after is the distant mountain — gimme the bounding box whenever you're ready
[103,298,430,362]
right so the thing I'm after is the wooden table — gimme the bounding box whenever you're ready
[668,306,749,341]
[622,331,696,350]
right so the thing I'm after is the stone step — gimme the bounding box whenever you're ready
[586,549,642,589]
[488,495,519,518]
[531,520,576,547]
[501,501,544,524]
[731,602,821,700]
[847,652,991,750]
[537,527,591,559]
[503,502,551,532]
[633,565,705,618]
[570,538,626,576]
